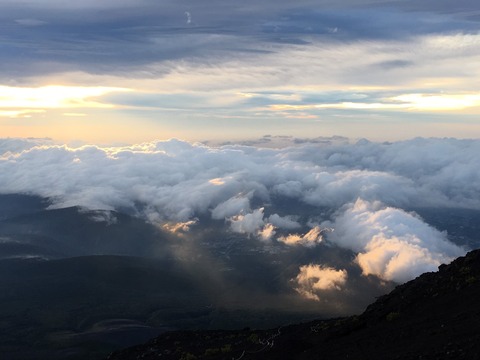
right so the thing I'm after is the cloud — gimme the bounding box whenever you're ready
[62,112,87,117]
[185,11,192,24]
[1,137,480,218]
[0,137,476,286]
[258,223,276,241]
[0,109,46,118]
[4,0,138,9]
[323,199,465,283]
[278,226,326,247]
[301,92,480,112]
[0,137,53,156]
[226,209,300,240]
[295,264,348,301]
[229,208,266,235]
[268,214,301,229]
[15,18,47,26]
[1,138,479,217]
[83,209,118,225]
[162,219,198,234]
[0,85,130,110]
[1,8,479,142]
[211,194,252,220]
[2,3,479,89]
[391,93,480,111]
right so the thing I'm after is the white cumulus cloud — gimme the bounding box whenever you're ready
[211,194,251,220]
[228,208,266,235]
[258,223,276,241]
[324,199,465,283]
[295,264,348,301]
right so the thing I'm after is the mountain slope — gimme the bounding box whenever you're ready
[0,205,173,259]
[107,249,480,360]
[0,255,208,360]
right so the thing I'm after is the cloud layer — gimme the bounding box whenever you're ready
[0,137,475,291]
[2,137,478,216]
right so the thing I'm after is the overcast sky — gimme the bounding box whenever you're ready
[1,0,480,143]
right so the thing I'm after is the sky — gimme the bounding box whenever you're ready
[1,0,480,143]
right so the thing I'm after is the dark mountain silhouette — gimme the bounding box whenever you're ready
[0,255,200,360]
[0,205,172,259]
[107,249,480,360]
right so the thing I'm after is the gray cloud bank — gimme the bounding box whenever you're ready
[1,0,479,80]
[0,137,474,293]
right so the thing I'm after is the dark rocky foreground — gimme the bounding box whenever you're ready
[107,249,480,360]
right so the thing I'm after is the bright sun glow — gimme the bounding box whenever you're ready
[0,85,130,109]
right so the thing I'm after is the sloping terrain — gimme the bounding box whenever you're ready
[107,249,480,360]
[0,255,201,360]
[0,204,171,260]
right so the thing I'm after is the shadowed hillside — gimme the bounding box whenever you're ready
[107,249,480,360]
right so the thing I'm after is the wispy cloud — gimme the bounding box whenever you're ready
[268,93,480,112]
[0,109,45,118]
[15,18,47,26]
[391,93,480,111]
